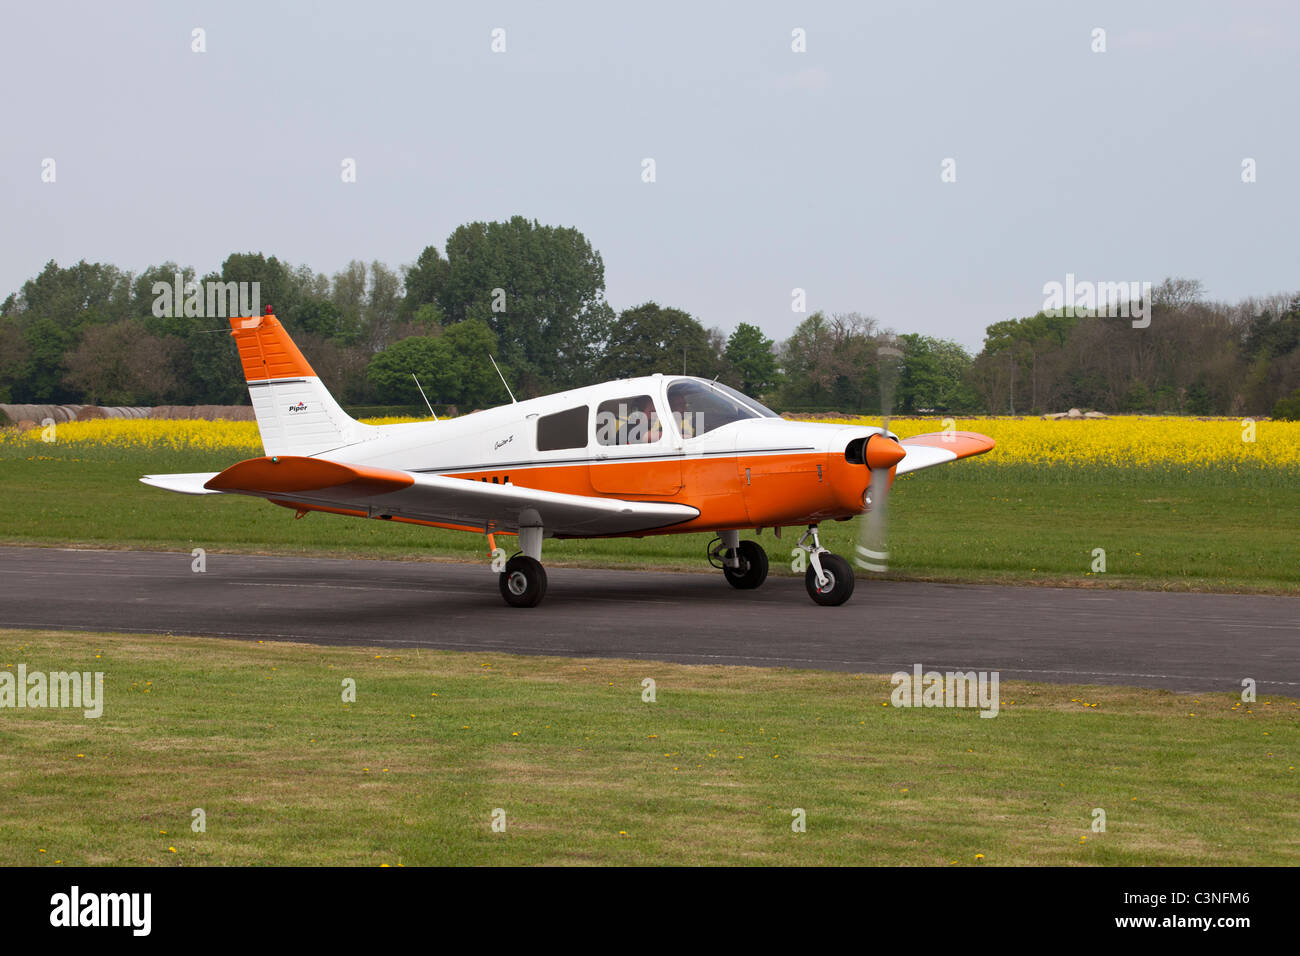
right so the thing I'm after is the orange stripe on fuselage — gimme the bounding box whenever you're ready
[448,450,871,535]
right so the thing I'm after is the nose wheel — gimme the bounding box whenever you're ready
[797,525,855,606]
[805,552,854,605]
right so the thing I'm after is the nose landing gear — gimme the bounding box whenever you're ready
[796,524,855,606]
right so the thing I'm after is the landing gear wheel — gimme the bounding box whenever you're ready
[723,540,769,590]
[499,555,548,608]
[805,553,855,606]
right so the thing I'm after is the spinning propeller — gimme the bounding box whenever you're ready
[855,343,905,574]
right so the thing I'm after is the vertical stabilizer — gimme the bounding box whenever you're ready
[230,313,372,457]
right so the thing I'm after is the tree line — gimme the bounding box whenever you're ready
[1,218,1297,418]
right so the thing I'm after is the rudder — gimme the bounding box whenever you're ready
[230,312,371,457]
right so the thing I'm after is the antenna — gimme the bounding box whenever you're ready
[489,354,517,404]
[411,373,438,421]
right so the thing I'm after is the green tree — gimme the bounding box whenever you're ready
[367,336,444,405]
[898,334,975,412]
[401,245,450,321]
[777,312,881,412]
[437,217,612,393]
[725,323,780,398]
[599,302,726,381]
[1273,387,1300,421]
[63,319,182,405]
[0,319,30,403]
[219,253,294,317]
[366,318,509,408]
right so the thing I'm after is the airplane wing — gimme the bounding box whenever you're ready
[895,431,995,476]
[144,456,699,537]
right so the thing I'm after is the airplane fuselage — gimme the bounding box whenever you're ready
[320,374,885,536]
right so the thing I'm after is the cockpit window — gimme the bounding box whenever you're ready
[596,395,663,445]
[667,379,762,438]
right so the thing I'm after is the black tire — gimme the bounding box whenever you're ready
[723,540,769,590]
[805,553,855,606]
[499,555,548,608]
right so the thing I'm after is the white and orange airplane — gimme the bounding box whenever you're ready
[142,310,994,607]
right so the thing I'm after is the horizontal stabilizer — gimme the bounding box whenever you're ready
[139,472,222,495]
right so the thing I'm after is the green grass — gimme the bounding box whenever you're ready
[1,443,1297,593]
[1,629,1295,865]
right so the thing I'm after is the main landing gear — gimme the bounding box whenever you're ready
[499,554,547,607]
[710,525,854,606]
[710,530,770,590]
[499,524,548,608]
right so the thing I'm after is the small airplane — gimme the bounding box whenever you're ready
[142,309,994,607]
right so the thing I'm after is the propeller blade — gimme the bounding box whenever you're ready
[855,342,903,574]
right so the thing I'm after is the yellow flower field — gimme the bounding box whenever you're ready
[2,414,1297,469]
[0,418,263,454]
[0,415,416,455]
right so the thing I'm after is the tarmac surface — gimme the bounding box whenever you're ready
[1,546,1296,693]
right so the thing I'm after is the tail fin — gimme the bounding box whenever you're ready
[230,312,371,457]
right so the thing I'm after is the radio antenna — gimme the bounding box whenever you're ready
[411,373,438,420]
[489,354,517,404]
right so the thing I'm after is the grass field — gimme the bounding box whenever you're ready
[1,428,1297,593]
[2,628,1295,866]
[2,419,1296,866]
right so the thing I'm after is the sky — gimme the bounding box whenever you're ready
[2,0,1297,352]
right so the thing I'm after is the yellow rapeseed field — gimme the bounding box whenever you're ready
[0,418,263,454]
[3,414,1297,468]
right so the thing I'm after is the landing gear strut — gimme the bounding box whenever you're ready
[796,525,855,606]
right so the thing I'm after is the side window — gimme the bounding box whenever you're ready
[595,395,663,446]
[536,405,588,451]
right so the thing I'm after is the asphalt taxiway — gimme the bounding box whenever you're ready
[1,546,1295,693]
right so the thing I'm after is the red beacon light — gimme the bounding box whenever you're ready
[265,305,274,315]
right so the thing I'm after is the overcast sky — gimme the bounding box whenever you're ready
[2,0,1297,351]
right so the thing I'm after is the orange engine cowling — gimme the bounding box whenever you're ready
[828,434,905,514]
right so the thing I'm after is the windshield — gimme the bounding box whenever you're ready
[667,379,763,438]
[707,380,780,418]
